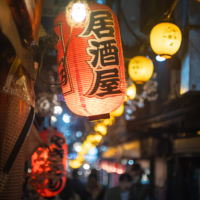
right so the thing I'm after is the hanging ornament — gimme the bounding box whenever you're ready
[128,56,154,84]
[150,22,182,59]
[31,129,67,198]
[53,1,125,121]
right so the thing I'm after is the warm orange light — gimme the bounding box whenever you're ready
[82,141,95,151]
[76,154,84,162]
[110,104,124,117]
[128,56,154,83]
[31,130,67,197]
[126,84,136,99]
[86,135,95,143]
[124,95,129,102]
[150,22,182,59]
[70,160,82,169]
[93,134,103,143]
[103,115,115,126]
[94,123,107,135]
[54,2,126,119]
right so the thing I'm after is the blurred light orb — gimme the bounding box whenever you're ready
[76,131,82,138]
[53,105,63,115]
[95,123,107,135]
[88,147,98,156]
[150,22,182,59]
[78,171,82,175]
[103,115,115,126]
[82,141,94,151]
[76,154,84,162]
[71,3,87,23]
[156,55,166,62]
[128,160,134,165]
[100,146,107,152]
[94,134,102,143]
[63,113,70,123]
[126,84,136,99]
[128,56,154,84]
[73,142,82,152]
[110,104,124,117]
[70,160,82,169]
[83,163,90,170]
[51,116,57,122]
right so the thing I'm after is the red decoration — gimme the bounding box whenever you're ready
[53,2,125,119]
[31,129,67,198]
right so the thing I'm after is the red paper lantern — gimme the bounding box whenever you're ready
[53,2,125,120]
[31,129,67,198]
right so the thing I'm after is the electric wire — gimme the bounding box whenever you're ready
[37,26,73,85]
[34,119,52,155]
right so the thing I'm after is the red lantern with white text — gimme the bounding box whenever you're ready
[31,129,67,198]
[53,2,125,120]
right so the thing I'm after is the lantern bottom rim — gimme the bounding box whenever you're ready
[159,54,172,59]
[88,113,110,121]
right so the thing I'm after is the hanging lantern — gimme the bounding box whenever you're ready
[94,123,107,135]
[70,160,82,169]
[31,129,67,198]
[53,1,126,121]
[128,56,154,84]
[150,22,182,59]
[126,83,136,100]
[110,104,124,117]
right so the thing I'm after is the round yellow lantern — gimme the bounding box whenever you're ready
[150,22,182,59]
[70,160,82,169]
[128,56,154,84]
[110,104,124,117]
[126,84,136,99]
[94,123,107,135]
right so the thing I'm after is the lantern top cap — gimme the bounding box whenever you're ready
[66,0,91,27]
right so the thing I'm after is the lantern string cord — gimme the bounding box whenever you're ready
[34,119,52,155]
[37,27,73,86]
[167,0,179,19]
[118,3,144,44]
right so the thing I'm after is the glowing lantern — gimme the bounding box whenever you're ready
[150,22,182,59]
[31,129,67,198]
[110,104,124,117]
[126,84,136,99]
[128,56,154,83]
[70,160,82,169]
[94,123,107,135]
[53,1,126,121]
